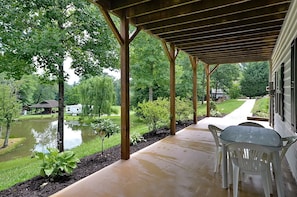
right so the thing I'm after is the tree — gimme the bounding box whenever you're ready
[64,84,80,105]
[211,64,240,99]
[78,76,115,117]
[229,83,241,99]
[130,32,169,102]
[0,83,21,148]
[32,82,58,104]
[175,52,193,99]
[1,1,118,151]
[240,61,269,97]
[0,1,36,79]
[16,75,39,106]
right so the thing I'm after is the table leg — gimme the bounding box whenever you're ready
[222,144,228,188]
[272,152,284,197]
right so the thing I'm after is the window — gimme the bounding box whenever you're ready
[291,38,297,131]
[275,63,284,121]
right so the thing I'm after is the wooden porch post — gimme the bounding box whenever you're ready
[190,56,198,123]
[162,41,179,135]
[99,7,140,160]
[204,64,211,117]
[120,11,130,160]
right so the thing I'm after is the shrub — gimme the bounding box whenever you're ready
[34,148,80,179]
[229,83,241,99]
[136,98,169,131]
[130,133,146,145]
[91,118,120,154]
[210,101,217,110]
[175,97,192,122]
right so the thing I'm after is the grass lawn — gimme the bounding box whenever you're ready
[197,99,244,116]
[0,138,26,155]
[252,97,269,118]
[0,99,244,191]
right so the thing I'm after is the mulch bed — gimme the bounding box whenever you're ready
[0,120,196,197]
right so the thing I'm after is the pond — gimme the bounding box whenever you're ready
[0,119,96,162]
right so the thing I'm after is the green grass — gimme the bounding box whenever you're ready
[216,99,245,114]
[0,138,26,155]
[197,99,245,116]
[0,100,244,191]
[17,114,58,120]
[0,157,41,191]
[252,97,269,118]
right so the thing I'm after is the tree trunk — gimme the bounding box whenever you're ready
[57,64,64,152]
[149,87,153,101]
[2,120,11,148]
[0,125,2,139]
[215,83,218,100]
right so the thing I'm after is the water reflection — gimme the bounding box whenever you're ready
[0,119,95,162]
[32,120,83,153]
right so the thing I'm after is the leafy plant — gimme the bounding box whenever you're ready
[91,119,120,154]
[175,97,192,123]
[130,133,146,145]
[34,148,80,179]
[136,98,170,131]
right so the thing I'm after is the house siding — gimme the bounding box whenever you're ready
[271,0,297,182]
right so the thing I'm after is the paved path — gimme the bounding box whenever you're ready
[196,99,270,130]
[222,99,255,121]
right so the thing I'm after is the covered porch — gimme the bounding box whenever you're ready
[52,118,297,197]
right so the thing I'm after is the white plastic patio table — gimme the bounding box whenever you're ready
[220,125,284,197]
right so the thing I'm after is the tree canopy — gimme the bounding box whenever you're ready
[1,0,118,151]
[78,76,115,117]
[240,62,269,97]
[211,64,240,96]
[130,32,169,103]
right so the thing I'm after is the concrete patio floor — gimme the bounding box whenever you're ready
[52,117,297,197]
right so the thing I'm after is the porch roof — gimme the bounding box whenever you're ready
[92,0,291,64]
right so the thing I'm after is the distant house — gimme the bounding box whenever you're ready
[211,89,227,101]
[30,100,59,114]
[65,104,82,115]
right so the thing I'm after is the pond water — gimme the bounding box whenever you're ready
[0,119,96,162]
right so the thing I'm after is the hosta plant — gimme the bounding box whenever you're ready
[34,147,80,179]
[130,133,146,145]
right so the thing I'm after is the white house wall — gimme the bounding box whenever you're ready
[271,0,297,182]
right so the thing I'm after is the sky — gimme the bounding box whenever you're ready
[64,57,120,85]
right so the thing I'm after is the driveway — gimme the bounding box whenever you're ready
[196,99,270,130]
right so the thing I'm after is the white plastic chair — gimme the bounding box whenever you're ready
[280,136,297,160]
[208,124,223,172]
[227,142,273,197]
[238,122,264,127]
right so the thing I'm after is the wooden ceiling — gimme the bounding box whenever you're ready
[93,0,291,65]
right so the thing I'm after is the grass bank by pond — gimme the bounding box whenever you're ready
[0,99,245,191]
[0,138,26,155]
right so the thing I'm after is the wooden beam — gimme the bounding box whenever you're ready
[204,64,211,117]
[209,64,220,75]
[135,0,247,26]
[190,56,198,124]
[120,10,130,160]
[110,0,150,11]
[162,41,178,135]
[99,6,124,45]
[126,0,202,18]
[149,2,288,35]
[129,27,141,44]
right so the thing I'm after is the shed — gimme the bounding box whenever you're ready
[30,100,59,114]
